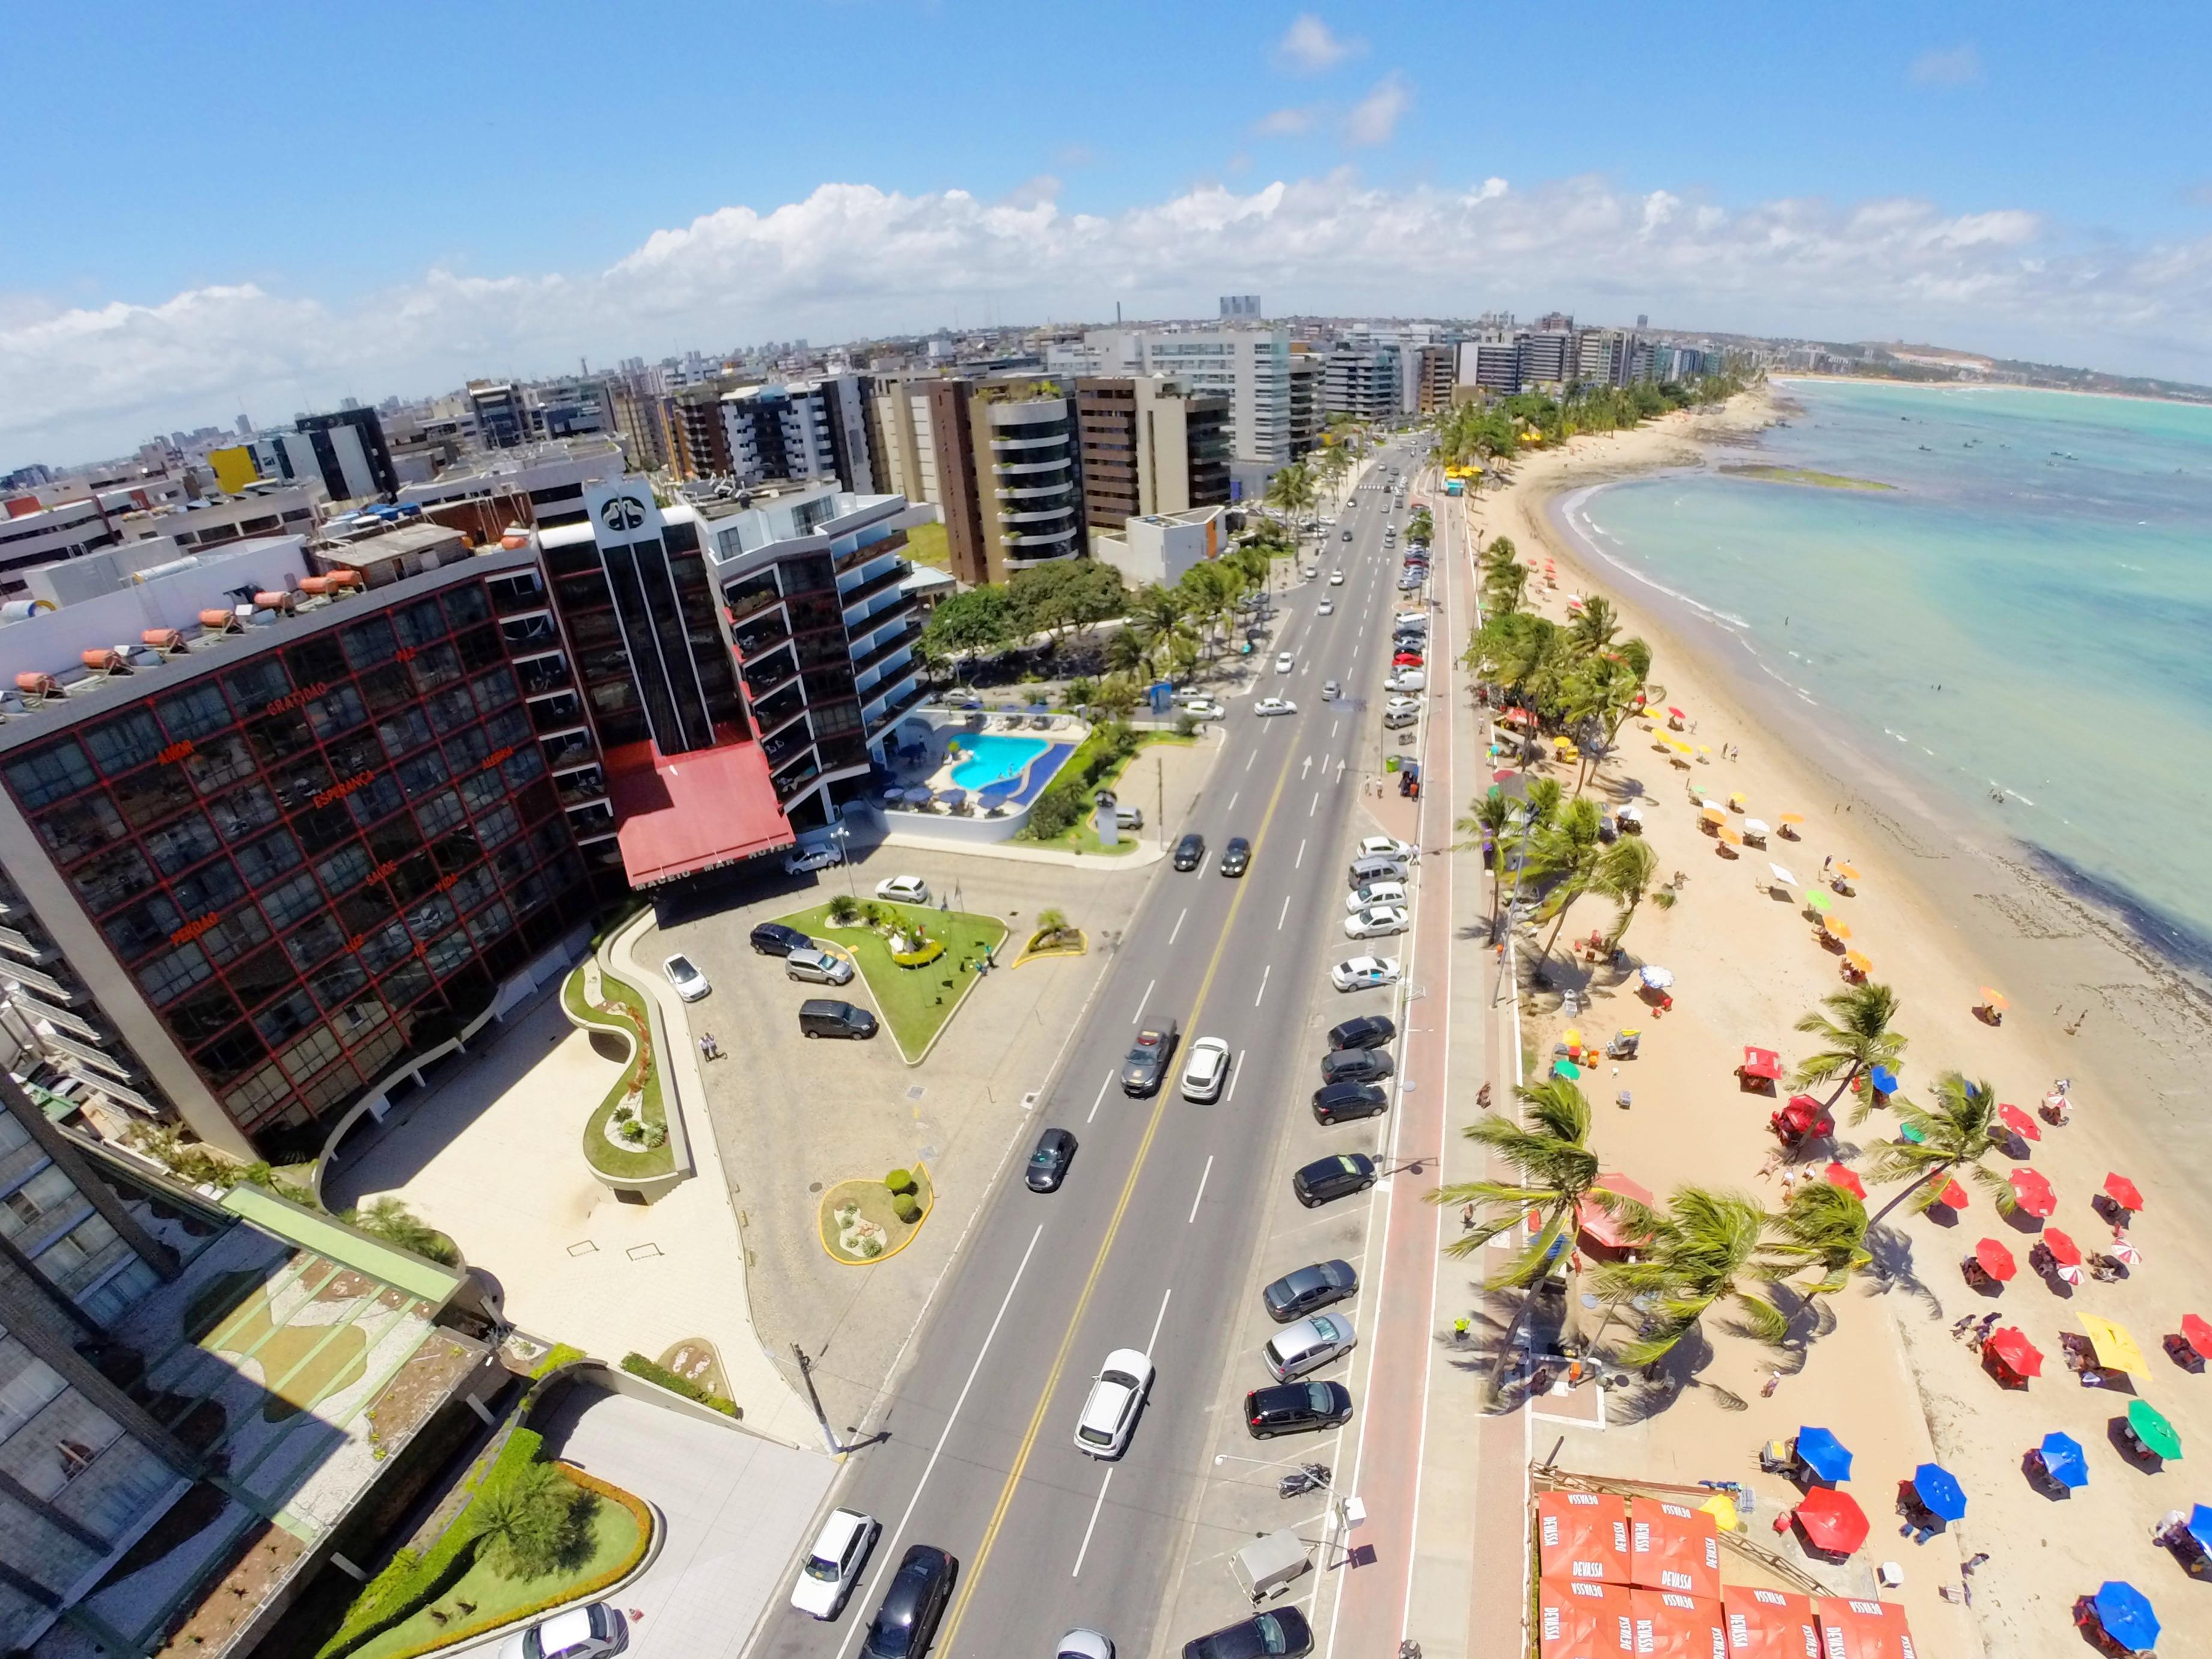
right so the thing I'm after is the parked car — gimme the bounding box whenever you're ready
[1330,955,1402,992]
[1264,1313,1357,1381]
[1274,652,1294,674]
[1114,804,1144,832]
[799,999,877,1040]
[500,1607,627,1659]
[1383,695,1422,714]
[1345,881,1409,912]
[1219,837,1251,877]
[1261,1259,1359,1322]
[1173,833,1206,871]
[1182,1609,1314,1659]
[1384,670,1425,693]
[1180,1037,1232,1102]
[784,843,845,875]
[1072,1348,1155,1459]
[786,947,855,986]
[1319,1046,1393,1087]
[1292,1152,1378,1207]
[1027,1126,1077,1193]
[874,875,931,905]
[1252,697,1297,716]
[751,921,813,957]
[1328,1013,1397,1051]
[1343,905,1410,939]
[1244,1379,1355,1438]
[789,1508,882,1619]
[1392,651,1424,668]
[1356,835,1417,861]
[1348,855,1408,887]
[860,1545,956,1659]
[661,953,710,1002]
[1120,1018,1181,1095]
[1393,612,1429,630]
[1381,708,1418,731]
[1311,1081,1389,1125]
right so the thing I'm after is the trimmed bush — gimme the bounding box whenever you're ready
[619,1352,740,1419]
[884,1169,915,1194]
[892,938,946,968]
[826,894,861,925]
[892,1196,922,1224]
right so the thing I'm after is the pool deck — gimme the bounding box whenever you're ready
[903,713,1088,807]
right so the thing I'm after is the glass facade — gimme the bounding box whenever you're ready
[1,576,593,1159]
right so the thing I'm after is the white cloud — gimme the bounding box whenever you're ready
[1254,106,1317,138]
[1001,174,1062,210]
[1910,43,1981,85]
[1274,14,1363,73]
[12,173,2212,462]
[1343,75,1413,147]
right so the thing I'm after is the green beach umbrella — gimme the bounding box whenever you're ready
[1898,1123,1926,1144]
[1553,1059,1582,1080]
[2128,1399,2183,1460]
[1805,890,1833,912]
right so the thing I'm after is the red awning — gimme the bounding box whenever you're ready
[1793,1487,1870,1556]
[1577,1175,1656,1253]
[1537,1575,1633,1658]
[1721,1586,1820,1658]
[1536,1491,1630,1586]
[1628,1498,1720,1598]
[605,739,795,888]
[1813,1596,1920,1659]
[1740,1047,1783,1080]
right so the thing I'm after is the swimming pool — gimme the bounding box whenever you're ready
[949,733,1049,790]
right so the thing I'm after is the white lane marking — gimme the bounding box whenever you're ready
[1332,719,1342,742]
[1227,1051,1245,1102]
[1254,964,1273,1007]
[1146,1285,1176,1354]
[1169,906,1187,946]
[1277,893,1292,931]
[1072,1467,1116,1578]
[839,1224,1046,1659]
[1247,749,1257,772]
[1132,976,1156,1022]
[1310,790,1321,817]
[1296,838,1307,869]
[1087,1071,1113,1123]
[1227,791,1239,813]
[1187,1155,1215,1223]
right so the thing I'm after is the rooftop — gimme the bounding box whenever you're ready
[606,739,795,887]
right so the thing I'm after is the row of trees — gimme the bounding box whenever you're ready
[1433,368,1754,474]
[915,558,1131,673]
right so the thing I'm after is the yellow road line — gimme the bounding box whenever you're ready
[936,727,1309,1654]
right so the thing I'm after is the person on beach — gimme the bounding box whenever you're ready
[1952,1315,1977,1340]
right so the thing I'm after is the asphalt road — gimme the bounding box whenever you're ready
[751,444,1431,1659]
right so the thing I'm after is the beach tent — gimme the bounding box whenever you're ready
[1628,1498,1720,1598]
[2009,1168,2057,1218]
[1719,1586,1818,1658]
[1812,1596,1920,1659]
[1930,1176,1970,1211]
[1985,1327,2043,1386]
[1973,1239,2018,1282]
[2104,1172,2146,1212]
[2037,1431,2089,1489]
[2086,1582,2160,1654]
[2079,1313,2150,1376]
[1793,1426,1853,1485]
[1627,1589,1727,1658]
[1738,1046,1783,1083]
[1824,1163,1866,1199]
[1791,1487,1869,1556]
[1536,1575,1634,1658]
[1577,1175,1656,1254]
[1997,1102,2042,1142]
[1536,1491,1630,1584]
[1909,1462,1968,1523]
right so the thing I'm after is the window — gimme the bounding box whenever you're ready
[376,706,434,760]
[466,900,512,946]
[306,954,368,1009]
[103,893,183,961]
[222,1063,293,1126]
[84,711,165,777]
[221,659,289,718]
[260,872,324,930]
[345,775,406,829]
[447,864,496,915]
[474,804,520,848]
[167,982,243,1046]
[276,1025,343,1083]
[415,790,465,839]
[245,709,316,768]
[470,667,518,713]
[380,958,432,1010]
[341,615,398,671]
[283,914,346,972]
[404,894,456,941]
[304,683,368,741]
[409,642,463,695]
[191,1024,267,1087]
[235,829,302,888]
[183,735,256,795]
[500,747,543,789]
[284,634,349,688]
[358,921,412,974]
[70,845,155,914]
[0,1164,79,1239]
[135,941,212,1004]
[458,768,503,812]
[210,784,280,842]
[253,990,319,1048]
[357,662,414,714]
[427,685,474,733]
[423,928,472,977]
[200,903,271,967]
[111,765,197,831]
[169,858,243,917]
[32,794,129,864]
[143,813,219,876]
[155,683,233,744]
[444,726,490,772]
[442,583,490,630]
[396,748,448,797]
[394,598,446,649]
[316,844,371,894]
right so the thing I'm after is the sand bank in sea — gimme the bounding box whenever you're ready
[1459,388,2212,1658]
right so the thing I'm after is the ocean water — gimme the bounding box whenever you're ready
[1559,378,2212,974]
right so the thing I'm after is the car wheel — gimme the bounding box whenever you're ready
[805,1030,820,1039]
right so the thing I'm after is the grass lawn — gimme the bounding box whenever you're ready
[820,1167,936,1262]
[771,900,1007,1061]
[563,967,674,1181]
[904,521,950,569]
[1020,731,1197,855]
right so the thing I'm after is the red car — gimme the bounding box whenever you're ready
[1392,650,1424,667]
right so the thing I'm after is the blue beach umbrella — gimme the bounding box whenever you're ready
[2089,1581,2159,1651]
[1910,1462,1967,1523]
[2038,1432,2089,1489]
[2184,1505,2212,1554]
[1794,1426,1853,1484]
[1869,1065,1900,1095]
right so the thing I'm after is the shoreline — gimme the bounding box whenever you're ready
[1772,371,2212,412]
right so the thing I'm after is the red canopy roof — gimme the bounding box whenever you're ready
[2008,1168,2056,1218]
[1537,1491,1630,1585]
[1973,1238,2017,1281]
[605,739,795,888]
[1628,1498,1721,1598]
[1721,1586,1820,1658]
[2104,1172,2145,1212]
[1576,1175,1656,1253]
[1997,1101,2041,1141]
[2181,1314,2212,1361]
[1537,1575,1634,1658]
[1813,1596,1921,1659]
[1793,1486,1870,1555]
[1985,1326,2043,1381]
[1628,1589,1727,1659]
[1740,1047,1783,1080]
[2041,1228,2083,1267]
[1824,1162,1866,1199]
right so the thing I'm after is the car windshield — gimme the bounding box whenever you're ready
[668,956,695,977]
[805,1551,844,1581]
[1306,1383,1335,1411]
[1256,1614,1292,1654]
[1030,1147,1057,1166]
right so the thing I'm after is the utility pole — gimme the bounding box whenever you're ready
[792,1343,840,1454]
[1156,757,1165,849]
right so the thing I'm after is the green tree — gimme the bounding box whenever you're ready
[1863,1071,2012,1219]
[918,584,1013,674]
[1008,559,1126,645]
[1527,796,1607,968]
[1262,462,1317,524]
[1091,672,1142,721]
[1590,835,1676,952]
[472,1461,588,1580]
[1591,1188,1791,1368]
[1762,1182,1872,1299]
[1791,982,1909,1116]
[344,1197,460,1266]
[1567,595,1621,656]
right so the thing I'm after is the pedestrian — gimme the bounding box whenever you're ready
[1979,1311,2001,1340]
[1461,1203,1476,1230]
[2154,1508,2188,1547]
[1962,1553,1990,1575]
[698,1034,713,1061]
[1453,1317,1471,1345]
[1761,1370,1782,1398]
[1951,1314,1977,1339]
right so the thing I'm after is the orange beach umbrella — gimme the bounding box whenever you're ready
[1779,812,1804,825]
[1833,863,1861,881]
[1978,986,2009,1011]
[1822,917,1852,940]
[1844,949,1874,974]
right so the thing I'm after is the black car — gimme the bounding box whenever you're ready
[751,921,813,956]
[1244,1380,1355,1438]
[1292,1152,1377,1208]
[1026,1127,1077,1193]
[1312,1081,1389,1125]
[1120,1018,1180,1095]
[861,1544,956,1659]
[1173,833,1206,872]
[1319,1046,1393,1086]
[1219,837,1251,877]
[1182,1608,1315,1659]
[1327,1014,1397,1052]
[1262,1259,1358,1322]
[799,999,878,1039]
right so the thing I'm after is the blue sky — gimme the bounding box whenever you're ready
[9,1,2212,460]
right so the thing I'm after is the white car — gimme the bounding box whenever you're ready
[1317,599,1334,616]
[1384,696,1422,715]
[1330,570,1346,585]
[1345,905,1411,939]
[1356,836,1418,862]
[1386,670,1426,693]
[1332,955,1403,992]
[1253,697,1297,717]
[1265,1312,1358,1381]
[498,1604,626,1659]
[1275,652,1295,674]
[789,1507,881,1619]
[785,946,855,986]
[661,953,710,1001]
[1346,881,1409,912]
[1073,1348,1155,1459]
[1179,1036,1232,1103]
[784,843,844,875]
[1179,698,1226,720]
[1395,612,1428,627]
[873,875,930,905]
[1057,1632,1114,1659]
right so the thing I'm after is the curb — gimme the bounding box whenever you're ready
[816,1166,936,1266]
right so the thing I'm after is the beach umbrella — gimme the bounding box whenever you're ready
[1986,1327,2042,1381]
[1492,769,1520,784]
[1804,890,1833,912]
[1553,1059,1582,1079]
[1794,1426,1853,1484]
[1728,792,1747,810]
[1744,817,1771,838]
[1997,1102,2042,1142]
[1869,1064,1899,1095]
[1973,1238,2018,1282]
[1833,863,1861,881]
[1667,706,1685,718]
[1769,863,1799,887]
[2089,1581,2160,1652]
[1844,949,1875,976]
[1931,1176,1969,1210]
[2112,1238,2142,1265]
[1824,1163,1866,1199]
[2184,1505,2212,1554]
[2080,1314,2149,1376]
[1740,1046,1784,1081]
[1792,1487,1869,1554]
[2009,1168,2057,1218]
[1639,965,1674,990]
[1821,917,1852,941]
[1910,1463,1968,1523]
[1978,986,2009,1011]
[1699,805,1729,825]
[1699,1491,1738,1532]
[2179,1314,2212,1361]
[2104,1172,2146,1212]
[1562,1027,1584,1049]
[2038,1431,2089,1488]
[2042,1229,2083,1267]
[1717,826,1743,846]
[2127,1399,2183,1460]
[1779,811,1805,825]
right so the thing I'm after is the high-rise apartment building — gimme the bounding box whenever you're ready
[1220,295,1262,319]
[1575,329,1635,388]
[1086,329,1309,466]
[1414,344,1458,412]
[464,383,528,450]
[287,409,398,502]
[1075,377,1230,533]
[1317,342,1404,424]
[869,377,1083,584]
[718,377,878,492]
[667,390,734,480]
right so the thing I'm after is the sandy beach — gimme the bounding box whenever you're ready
[1461,386,2212,1656]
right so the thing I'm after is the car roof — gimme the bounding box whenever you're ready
[816,1508,870,1550]
[535,1609,595,1648]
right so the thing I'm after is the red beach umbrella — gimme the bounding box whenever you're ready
[1930,1176,1969,1211]
[1792,1487,1869,1555]
[1984,1327,2043,1383]
[2180,1315,2212,1362]
[1739,1046,1783,1081]
[2041,1229,2083,1267]
[1973,1238,2017,1282]
[1666,706,1686,718]
[2009,1168,2056,1218]
[1997,1102,2041,1143]
[2104,1172,2145,1212]
[1824,1163,1866,1199]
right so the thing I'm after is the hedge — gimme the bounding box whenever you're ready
[620,1352,741,1419]
[528,1343,586,1379]
[891,938,946,968]
[1023,721,1140,842]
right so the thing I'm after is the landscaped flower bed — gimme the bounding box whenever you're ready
[561,967,674,1181]
[770,900,1007,1060]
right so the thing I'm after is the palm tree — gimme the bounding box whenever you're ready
[1528,797,1606,968]
[1568,596,1621,656]
[1791,983,1908,1117]
[345,1197,460,1265]
[1484,561,1530,618]
[1863,1071,2012,1220]
[1454,790,1520,941]
[472,1461,587,1580]
[1591,836,1675,952]
[1591,1187,1792,1368]
[1762,1183,1871,1299]
[1428,1077,1604,1404]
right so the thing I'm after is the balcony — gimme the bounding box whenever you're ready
[863,665,927,737]
[742,646,799,700]
[0,925,57,964]
[851,616,922,677]
[835,528,908,571]
[566,801,615,834]
[517,655,575,698]
[733,608,792,658]
[760,725,813,771]
[501,614,561,652]
[540,730,597,771]
[60,1062,155,1114]
[555,769,608,810]
[2,962,82,1003]
[39,1029,141,1082]
[529,692,588,735]
[839,560,912,618]
[488,570,549,616]
[13,992,102,1042]
[771,752,822,802]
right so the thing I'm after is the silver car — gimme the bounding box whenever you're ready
[786,947,854,986]
[1264,1313,1358,1381]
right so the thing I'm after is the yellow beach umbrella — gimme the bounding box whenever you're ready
[1822,917,1853,940]
[1699,806,1728,825]
[2077,1312,2149,1376]
[1728,792,1747,810]
[1717,826,1743,846]
[1834,863,1861,881]
[1779,812,1805,825]
[1562,1027,1584,1049]
[1699,1492,1740,1532]
[1845,950,1874,974]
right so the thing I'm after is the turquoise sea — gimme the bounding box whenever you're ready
[1557,379,2212,975]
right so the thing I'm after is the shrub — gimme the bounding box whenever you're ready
[343,1197,461,1267]
[1025,784,1083,839]
[884,1169,915,1194]
[528,1343,586,1379]
[827,894,861,925]
[892,1196,922,1224]
[893,937,946,968]
[619,1352,740,1417]
[472,1462,588,1581]
[861,1235,884,1259]
[1175,711,1200,737]
[1036,906,1069,936]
